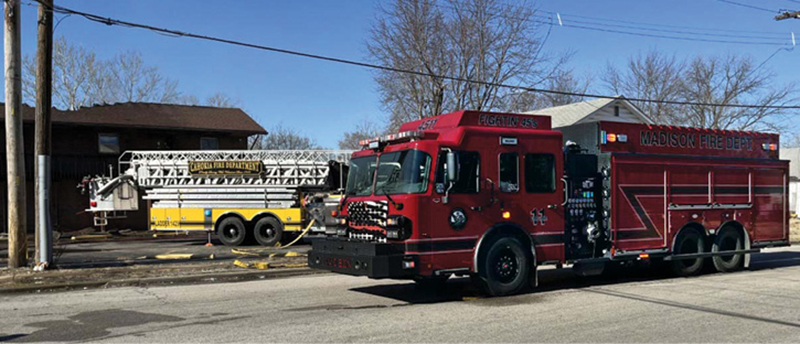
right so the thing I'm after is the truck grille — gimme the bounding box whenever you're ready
[347,200,388,228]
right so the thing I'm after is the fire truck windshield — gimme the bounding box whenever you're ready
[345,156,378,196]
[344,150,433,197]
[375,150,432,195]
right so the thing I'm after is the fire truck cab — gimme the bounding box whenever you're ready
[309,110,789,296]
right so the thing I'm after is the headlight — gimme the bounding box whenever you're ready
[386,215,412,240]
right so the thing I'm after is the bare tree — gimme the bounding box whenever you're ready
[339,120,384,150]
[680,54,796,131]
[250,124,322,150]
[205,92,239,108]
[501,69,590,112]
[604,50,798,131]
[603,50,685,125]
[445,0,555,111]
[369,0,450,129]
[109,51,180,104]
[178,94,200,106]
[23,37,182,109]
[369,0,565,130]
[24,37,97,110]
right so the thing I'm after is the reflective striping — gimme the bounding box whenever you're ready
[617,184,785,240]
[532,233,564,245]
[404,238,476,253]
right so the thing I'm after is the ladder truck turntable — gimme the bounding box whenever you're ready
[82,150,352,246]
[308,110,789,296]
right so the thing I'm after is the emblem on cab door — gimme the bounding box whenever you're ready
[530,208,548,226]
[449,208,467,230]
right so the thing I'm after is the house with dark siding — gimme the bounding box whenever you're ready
[0,102,266,233]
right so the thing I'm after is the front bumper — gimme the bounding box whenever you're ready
[308,238,417,278]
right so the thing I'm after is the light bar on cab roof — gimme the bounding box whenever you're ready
[359,130,424,148]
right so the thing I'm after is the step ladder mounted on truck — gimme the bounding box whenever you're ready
[79,150,352,246]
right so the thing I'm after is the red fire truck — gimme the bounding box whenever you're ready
[309,110,789,296]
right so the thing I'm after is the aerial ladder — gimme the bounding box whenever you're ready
[79,150,352,246]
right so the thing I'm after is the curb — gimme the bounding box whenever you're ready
[0,267,329,295]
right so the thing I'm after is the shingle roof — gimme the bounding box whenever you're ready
[523,96,653,128]
[525,98,616,128]
[0,102,267,135]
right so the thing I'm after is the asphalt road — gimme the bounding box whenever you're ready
[0,234,312,269]
[2,247,800,343]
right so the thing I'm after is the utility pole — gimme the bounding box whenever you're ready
[34,0,53,270]
[5,0,27,268]
[775,11,800,20]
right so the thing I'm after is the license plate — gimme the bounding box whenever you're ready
[324,257,353,270]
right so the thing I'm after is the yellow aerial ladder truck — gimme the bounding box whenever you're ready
[79,150,352,246]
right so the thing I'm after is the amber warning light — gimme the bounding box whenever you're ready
[600,131,627,144]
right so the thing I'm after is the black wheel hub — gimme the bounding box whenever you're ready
[225,226,240,239]
[261,226,275,239]
[494,248,519,284]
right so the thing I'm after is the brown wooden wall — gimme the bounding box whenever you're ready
[0,123,252,233]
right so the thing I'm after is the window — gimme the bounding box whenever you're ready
[345,155,378,196]
[614,105,620,117]
[499,152,519,193]
[525,154,556,193]
[98,133,120,154]
[201,137,219,150]
[435,151,480,194]
[374,150,432,195]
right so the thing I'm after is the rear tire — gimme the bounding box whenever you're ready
[217,217,247,247]
[478,237,530,296]
[254,217,283,247]
[712,228,744,272]
[670,229,706,276]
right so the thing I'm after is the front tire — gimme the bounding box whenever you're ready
[712,228,744,272]
[670,229,705,276]
[254,217,283,247]
[217,217,247,247]
[478,237,530,296]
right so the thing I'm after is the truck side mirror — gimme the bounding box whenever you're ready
[446,151,457,183]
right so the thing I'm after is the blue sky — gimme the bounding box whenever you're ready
[3,0,799,148]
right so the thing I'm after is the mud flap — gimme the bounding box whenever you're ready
[529,264,538,288]
[743,230,752,269]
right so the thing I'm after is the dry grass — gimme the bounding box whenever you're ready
[791,218,800,243]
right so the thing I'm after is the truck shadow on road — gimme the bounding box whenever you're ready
[351,250,800,304]
[0,309,183,343]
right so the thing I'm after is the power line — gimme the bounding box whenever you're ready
[436,2,790,46]
[33,0,800,110]
[489,1,788,36]
[715,0,779,13]
[536,9,787,36]
[532,17,788,46]
[531,14,788,41]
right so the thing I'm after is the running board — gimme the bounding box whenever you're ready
[433,268,471,276]
[664,248,760,261]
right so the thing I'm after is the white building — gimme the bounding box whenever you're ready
[780,148,800,215]
[523,96,653,128]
